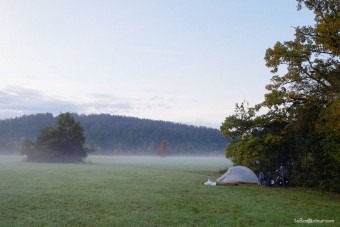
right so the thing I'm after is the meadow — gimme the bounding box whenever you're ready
[0,155,338,226]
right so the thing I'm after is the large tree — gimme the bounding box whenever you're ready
[221,0,340,191]
[22,113,90,162]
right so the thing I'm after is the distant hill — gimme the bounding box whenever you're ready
[0,113,229,155]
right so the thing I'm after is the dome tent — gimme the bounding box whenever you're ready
[217,166,258,184]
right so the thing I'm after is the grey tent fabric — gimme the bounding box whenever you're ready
[217,166,258,184]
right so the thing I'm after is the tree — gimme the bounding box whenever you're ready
[54,113,87,160]
[22,113,90,162]
[221,0,340,191]
[157,137,170,156]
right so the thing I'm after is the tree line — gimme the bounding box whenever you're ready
[221,0,339,192]
[0,113,228,155]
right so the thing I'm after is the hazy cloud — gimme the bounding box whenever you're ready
[0,86,175,119]
[0,86,77,118]
[142,96,175,110]
[0,86,135,118]
[0,86,222,128]
[80,93,134,114]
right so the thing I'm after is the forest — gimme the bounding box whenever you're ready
[0,113,229,155]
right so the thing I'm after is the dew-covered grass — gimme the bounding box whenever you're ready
[0,155,338,226]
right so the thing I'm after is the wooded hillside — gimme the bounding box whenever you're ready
[0,113,228,155]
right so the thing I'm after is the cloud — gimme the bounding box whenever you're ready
[0,86,178,120]
[0,86,135,118]
[80,93,134,114]
[0,86,77,117]
[141,96,175,110]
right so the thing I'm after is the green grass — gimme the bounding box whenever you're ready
[0,155,338,227]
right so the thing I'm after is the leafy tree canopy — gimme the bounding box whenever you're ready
[22,113,90,162]
[221,0,340,192]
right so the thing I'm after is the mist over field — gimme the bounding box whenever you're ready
[0,154,231,172]
[87,155,232,171]
[0,154,231,169]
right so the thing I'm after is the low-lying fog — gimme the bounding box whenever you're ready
[0,155,233,172]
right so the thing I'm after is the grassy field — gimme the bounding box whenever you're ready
[0,155,338,227]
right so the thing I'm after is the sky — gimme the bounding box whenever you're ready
[0,0,314,128]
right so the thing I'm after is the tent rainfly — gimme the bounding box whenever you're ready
[217,166,258,184]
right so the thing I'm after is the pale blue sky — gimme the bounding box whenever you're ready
[0,0,314,128]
